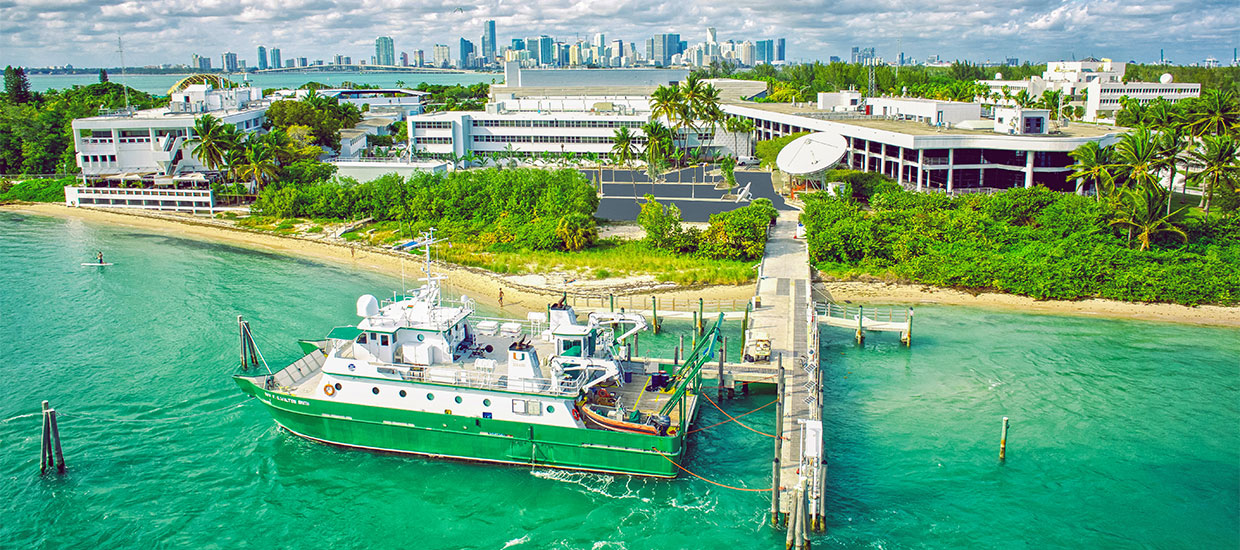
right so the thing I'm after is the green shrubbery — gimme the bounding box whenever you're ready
[0,176,75,203]
[802,184,1240,305]
[638,195,776,261]
[253,168,599,252]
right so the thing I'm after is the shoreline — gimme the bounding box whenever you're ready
[5,202,1239,328]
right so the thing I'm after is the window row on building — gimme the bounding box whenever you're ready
[469,119,645,129]
[470,134,639,144]
[415,137,453,144]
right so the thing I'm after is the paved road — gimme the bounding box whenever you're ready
[594,168,784,222]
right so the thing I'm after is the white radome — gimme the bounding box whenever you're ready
[994,72,1003,80]
[1160,73,1174,84]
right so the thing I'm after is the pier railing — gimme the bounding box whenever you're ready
[815,301,914,345]
[570,294,748,313]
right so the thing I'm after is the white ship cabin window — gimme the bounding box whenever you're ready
[357,333,368,344]
[380,334,389,346]
[511,399,543,416]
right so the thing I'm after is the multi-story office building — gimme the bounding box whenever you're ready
[738,41,756,66]
[257,46,268,70]
[980,57,1200,122]
[192,54,211,71]
[652,33,681,66]
[221,52,239,72]
[433,44,451,68]
[400,52,409,66]
[269,48,281,70]
[297,57,308,67]
[413,49,425,67]
[482,20,496,61]
[756,40,774,64]
[776,38,785,62]
[375,36,395,66]
[458,38,475,69]
[851,46,875,65]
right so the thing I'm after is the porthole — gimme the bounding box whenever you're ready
[426,393,434,400]
[454,396,463,404]
[334,383,342,390]
[417,334,425,342]
[372,387,379,395]
[483,399,491,407]
[399,390,407,398]
[547,405,555,413]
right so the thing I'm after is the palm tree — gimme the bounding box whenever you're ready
[650,85,686,147]
[1181,89,1240,138]
[724,116,756,157]
[1067,141,1115,198]
[186,114,233,172]
[263,129,298,165]
[1154,126,1189,214]
[1013,90,1035,109]
[232,137,280,190]
[1038,89,1066,124]
[1187,134,1240,215]
[1108,183,1187,251]
[611,126,637,168]
[1115,96,1148,128]
[1110,126,1163,191]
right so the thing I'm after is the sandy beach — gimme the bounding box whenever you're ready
[6,202,1239,328]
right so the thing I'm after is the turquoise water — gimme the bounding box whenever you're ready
[1,211,1237,549]
[27,69,689,95]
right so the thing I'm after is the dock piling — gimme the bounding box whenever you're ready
[717,336,726,403]
[1000,416,1009,461]
[697,298,704,337]
[652,296,659,334]
[39,400,66,475]
[855,306,865,344]
[741,303,750,350]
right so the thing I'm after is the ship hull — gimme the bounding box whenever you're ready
[235,376,688,478]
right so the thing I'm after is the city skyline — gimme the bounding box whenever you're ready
[1,0,1236,68]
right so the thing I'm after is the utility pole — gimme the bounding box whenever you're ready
[116,36,130,111]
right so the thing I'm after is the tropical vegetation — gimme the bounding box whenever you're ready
[801,171,1239,306]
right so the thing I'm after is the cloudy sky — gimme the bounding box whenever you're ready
[1,0,1236,67]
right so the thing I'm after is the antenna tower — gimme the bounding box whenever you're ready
[116,36,130,111]
[866,60,877,98]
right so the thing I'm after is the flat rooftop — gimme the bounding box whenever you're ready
[728,101,1125,138]
[76,103,268,123]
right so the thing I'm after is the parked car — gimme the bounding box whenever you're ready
[736,156,760,167]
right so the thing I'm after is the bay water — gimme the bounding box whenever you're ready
[1,211,1236,548]
[27,69,690,96]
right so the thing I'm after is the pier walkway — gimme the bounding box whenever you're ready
[747,209,822,520]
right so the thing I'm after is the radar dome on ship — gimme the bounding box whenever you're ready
[1160,73,1173,84]
[357,294,379,317]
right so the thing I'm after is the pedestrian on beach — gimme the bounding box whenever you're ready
[97,251,104,264]
[499,288,504,308]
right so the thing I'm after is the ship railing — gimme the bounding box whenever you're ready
[470,315,545,337]
[371,361,582,397]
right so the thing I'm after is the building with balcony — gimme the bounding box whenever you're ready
[66,84,269,212]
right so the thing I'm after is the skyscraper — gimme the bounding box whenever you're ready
[192,54,211,71]
[776,38,785,62]
[401,52,409,66]
[433,44,451,68]
[375,36,395,66]
[652,33,680,66]
[257,46,268,70]
[592,33,606,51]
[756,40,773,64]
[706,27,717,44]
[269,48,281,69]
[482,20,496,60]
[221,52,239,72]
[459,38,475,69]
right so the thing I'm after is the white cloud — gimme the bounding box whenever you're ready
[0,0,1235,67]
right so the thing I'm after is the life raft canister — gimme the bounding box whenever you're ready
[324,384,336,396]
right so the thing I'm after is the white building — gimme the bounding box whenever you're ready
[981,57,1200,122]
[66,84,269,212]
[72,84,268,181]
[724,97,1122,193]
[407,87,720,161]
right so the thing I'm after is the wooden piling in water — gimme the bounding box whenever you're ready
[741,303,750,349]
[609,293,614,312]
[717,336,726,403]
[785,480,799,549]
[700,298,706,336]
[678,335,684,366]
[651,296,659,334]
[40,401,50,475]
[49,409,65,474]
[855,306,865,344]
[1000,417,1009,461]
[771,355,785,527]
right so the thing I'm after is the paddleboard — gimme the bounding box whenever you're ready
[81,263,114,266]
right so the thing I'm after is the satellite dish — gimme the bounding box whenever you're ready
[357,294,380,317]
[1159,73,1173,84]
[994,72,1003,80]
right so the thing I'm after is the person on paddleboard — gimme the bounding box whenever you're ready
[97,251,104,264]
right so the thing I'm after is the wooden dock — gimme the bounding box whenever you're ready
[817,302,913,344]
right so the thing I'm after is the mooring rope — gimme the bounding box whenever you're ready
[651,447,773,492]
[687,398,777,434]
[700,392,782,440]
